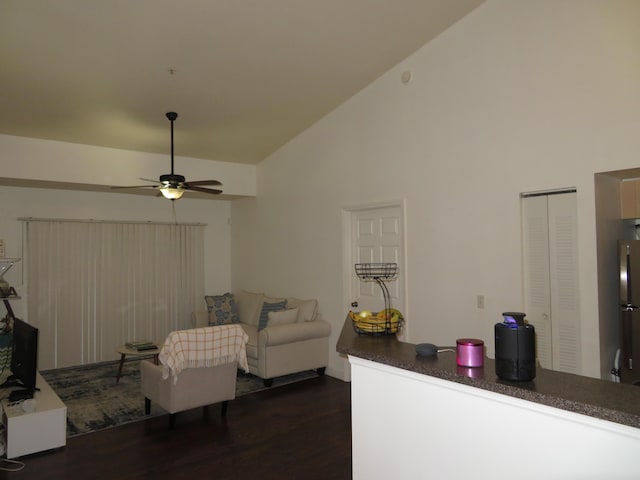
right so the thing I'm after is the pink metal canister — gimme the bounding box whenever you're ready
[456,338,484,368]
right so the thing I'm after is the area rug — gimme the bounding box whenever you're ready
[41,358,316,437]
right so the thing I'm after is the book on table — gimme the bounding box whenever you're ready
[125,340,157,351]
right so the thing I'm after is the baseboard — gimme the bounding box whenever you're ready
[325,366,351,382]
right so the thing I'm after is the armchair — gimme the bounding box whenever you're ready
[141,360,238,428]
[141,324,249,428]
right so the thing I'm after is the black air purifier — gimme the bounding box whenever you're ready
[495,312,536,381]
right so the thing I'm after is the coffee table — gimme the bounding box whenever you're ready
[115,344,160,384]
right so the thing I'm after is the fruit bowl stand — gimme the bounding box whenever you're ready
[352,263,403,336]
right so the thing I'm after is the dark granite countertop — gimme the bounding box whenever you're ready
[337,317,640,429]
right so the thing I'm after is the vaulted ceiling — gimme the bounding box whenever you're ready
[1,1,484,165]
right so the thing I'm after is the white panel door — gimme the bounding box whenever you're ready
[350,206,404,319]
[522,192,580,374]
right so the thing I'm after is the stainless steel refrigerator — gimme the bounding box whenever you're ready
[619,240,640,385]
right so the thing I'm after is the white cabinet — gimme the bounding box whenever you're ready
[1,372,66,459]
[348,356,640,480]
[620,179,640,219]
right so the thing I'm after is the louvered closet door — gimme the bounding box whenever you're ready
[522,192,580,374]
[547,193,580,373]
[522,195,553,369]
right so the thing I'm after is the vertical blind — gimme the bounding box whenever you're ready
[23,219,205,370]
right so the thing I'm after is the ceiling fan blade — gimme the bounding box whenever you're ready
[185,185,223,195]
[184,179,222,187]
[113,113,222,200]
[111,184,159,190]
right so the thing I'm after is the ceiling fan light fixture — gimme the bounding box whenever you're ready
[160,186,184,199]
[112,111,222,198]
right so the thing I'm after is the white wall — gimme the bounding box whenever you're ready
[0,133,256,197]
[0,186,233,321]
[231,0,640,380]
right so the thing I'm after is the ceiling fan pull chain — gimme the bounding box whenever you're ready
[171,198,178,223]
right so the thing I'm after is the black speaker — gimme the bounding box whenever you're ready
[495,312,536,381]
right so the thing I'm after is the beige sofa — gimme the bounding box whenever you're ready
[193,290,331,386]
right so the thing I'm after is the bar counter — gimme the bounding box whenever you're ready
[337,317,640,429]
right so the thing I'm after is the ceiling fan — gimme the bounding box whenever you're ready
[113,112,222,199]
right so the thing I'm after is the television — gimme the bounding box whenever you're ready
[3,318,39,401]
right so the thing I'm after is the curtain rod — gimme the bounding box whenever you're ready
[17,217,207,227]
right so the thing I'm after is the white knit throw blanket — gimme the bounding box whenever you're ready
[159,324,249,384]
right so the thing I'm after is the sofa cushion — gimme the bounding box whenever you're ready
[258,300,288,331]
[204,293,239,325]
[267,307,299,327]
[235,290,265,326]
[286,298,318,322]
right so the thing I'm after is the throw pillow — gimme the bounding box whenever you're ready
[264,295,286,304]
[286,298,318,322]
[204,293,239,325]
[267,307,299,327]
[257,300,288,331]
[235,290,265,326]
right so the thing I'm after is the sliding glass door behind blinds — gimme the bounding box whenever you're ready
[23,219,205,369]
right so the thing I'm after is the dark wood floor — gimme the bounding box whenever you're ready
[1,375,352,480]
